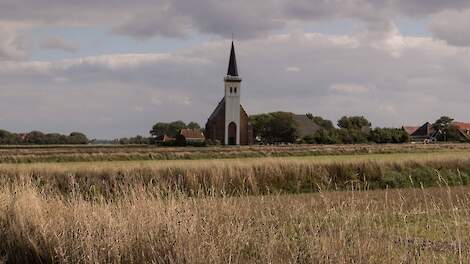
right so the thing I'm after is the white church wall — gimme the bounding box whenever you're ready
[224,78,241,145]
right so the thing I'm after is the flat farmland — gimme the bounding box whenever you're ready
[2,144,470,263]
[0,143,469,163]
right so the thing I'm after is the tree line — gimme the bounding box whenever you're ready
[0,115,462,146]
[250,112,410,144]
[0,130,89,145]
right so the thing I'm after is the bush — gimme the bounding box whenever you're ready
[368,128,409,144]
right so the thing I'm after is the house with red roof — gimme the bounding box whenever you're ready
[402,122,438,143]
[178,128,205,142]
[403,121,470,143]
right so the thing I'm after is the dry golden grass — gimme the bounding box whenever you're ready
[1,151,470,199]
[1,184,470,263]
[2,149,470,263]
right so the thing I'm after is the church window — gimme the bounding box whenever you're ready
[234,87,237,93]
[230,87,233,93]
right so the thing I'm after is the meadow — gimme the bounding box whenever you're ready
[1,144,470,263]
[0,143,469,163]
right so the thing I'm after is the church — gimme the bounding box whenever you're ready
[205,42,254,145]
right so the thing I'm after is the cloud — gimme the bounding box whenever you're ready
[40,37,79,53]
[4,0,470,41]
[430,9,470,47]
[111,8,190,39]
[330,83,369,94]
[0,24,28,60]
[1,30,470,138]
[285,66,300,72]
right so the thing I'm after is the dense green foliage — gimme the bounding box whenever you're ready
[302,116,409,144]
[431,116,464,142]
[149,121,187,137]
[368,128,410,144]
[306,114,334,130]
[118,135,150,145]
[250,112,298,144]
[0,130,88,145]
[307,128,370,144]
[337,116,371,130]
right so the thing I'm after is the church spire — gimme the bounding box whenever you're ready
[227,41,238,77]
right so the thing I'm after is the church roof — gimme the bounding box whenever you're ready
[207,97,250,123]
[227,41,238,77]
[208,97,225,121]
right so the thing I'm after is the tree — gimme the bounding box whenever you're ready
[187,122,201,129]
[250,112,298,144]
[119,135,149,145]
[306,114,334,130]
[44,133,67,144]
[338,116,371,130]
[67,132,89,144]
[368,128,410,144]
[432,116,460,141]
[0,130,23,144]
[26,131,46,144]
[312,129,341,144]
[432,116,454,131]
[150,121,186,137]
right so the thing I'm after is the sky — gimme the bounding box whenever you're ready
[1,0,470,139]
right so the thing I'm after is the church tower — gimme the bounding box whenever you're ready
[205,41,253,145]
[224,41,242,145]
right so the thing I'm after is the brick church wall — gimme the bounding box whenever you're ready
[205,102,253,145]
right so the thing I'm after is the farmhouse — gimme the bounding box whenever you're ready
[403,122,437,142]
[178,128,205,143]
[293,114,322,139]
[205,42,254,145]
[452,122,470,141]
[403,121,470,142]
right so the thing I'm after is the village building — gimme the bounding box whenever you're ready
[293,114,321,139]
[155,134,175,144]
[205,42,254,145]
[403,122,437,143]
[403,121,470,143]
[178,128,205,143]
[452,122,470,141]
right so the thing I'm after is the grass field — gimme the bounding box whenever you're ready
[0,143,469,163]
[1,144,470,263]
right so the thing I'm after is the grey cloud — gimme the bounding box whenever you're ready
[1,32,470,138]
[7,0,470,41]
[112,14,190,39]
[0,25,28,60]
[394,0,470,16]
[40,36,79,53]
[430,9,470,47]
[168,0,285,39]
[2,0,470,44]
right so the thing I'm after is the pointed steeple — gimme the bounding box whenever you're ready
[227,41,238,77]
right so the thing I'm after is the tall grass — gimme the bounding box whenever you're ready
[2,150,470,262]
[1,184,470,263]
[1,156,470,198]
